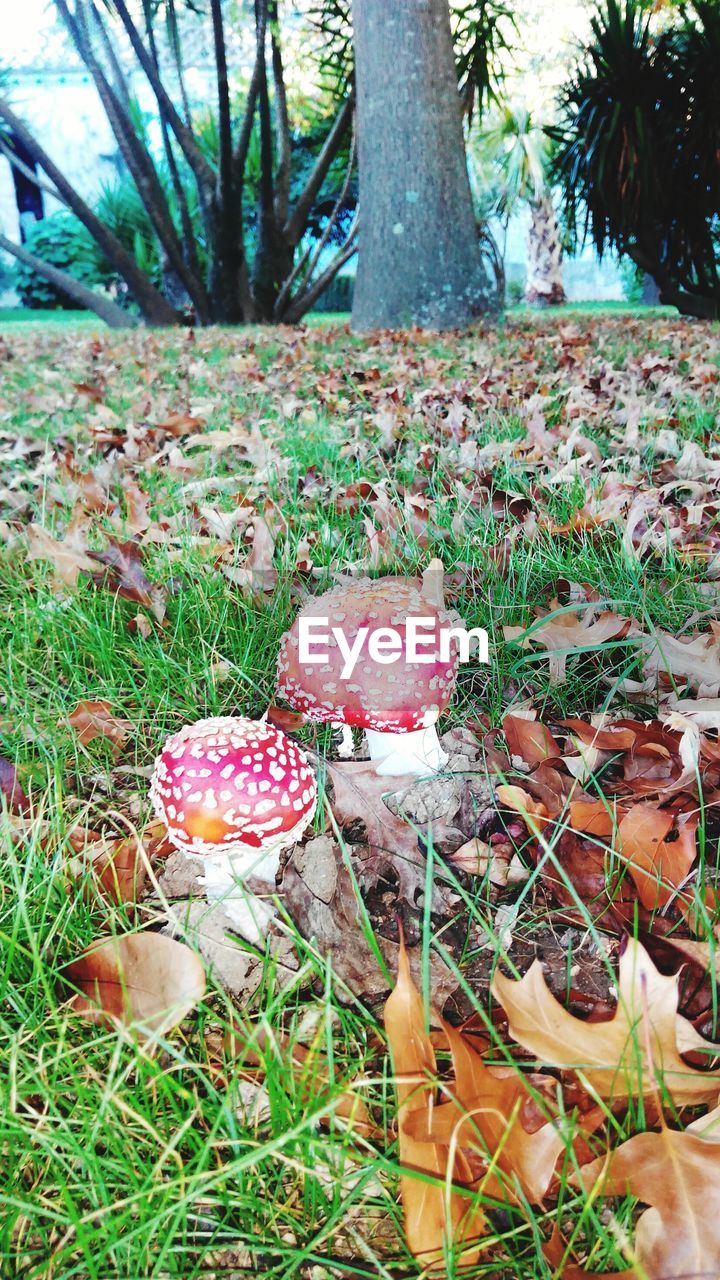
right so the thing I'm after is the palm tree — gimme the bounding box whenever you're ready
[480,105,565,306]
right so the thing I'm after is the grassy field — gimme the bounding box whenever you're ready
[1,309,719,1278]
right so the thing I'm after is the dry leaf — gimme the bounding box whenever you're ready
[503,714,560,767]
[384,935,486,1266]
[495,784,551,830]
[404,1017,567,1204]
[576,1107,720,1279]
[617,804,697,909]
[66,700,133,754]
[89,537,166,622]
[64,932,205,1040]
[505,605,636,685]
[493,937,720,1104]
[0,756,28,814]
[26,523,96,588]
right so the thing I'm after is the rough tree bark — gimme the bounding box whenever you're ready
[351,0,495,331]
[525,193,565,307]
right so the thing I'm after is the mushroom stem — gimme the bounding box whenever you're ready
[201,852,277,945]
[365,725,448,776]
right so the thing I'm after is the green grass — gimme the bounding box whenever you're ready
[1,309,719,1278]
[0,298,673,331]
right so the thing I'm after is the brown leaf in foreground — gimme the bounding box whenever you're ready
[403,1016,567,1204]
[493,937,720,1105]
[575,1106,720,1279]
[64,932,205,1040]
[617,804,697,909]
[89,537,166,622]
[384,935,486,1267]
[25,523,96,588]
[0,756,28,813]
[66,700,133,754]
[542,1226,635,1279]
[503,713,560,767]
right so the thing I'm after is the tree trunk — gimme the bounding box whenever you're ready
[525,193,566,307]
[351,0,495,331]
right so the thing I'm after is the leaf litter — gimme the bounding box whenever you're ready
[3,313,720,1274]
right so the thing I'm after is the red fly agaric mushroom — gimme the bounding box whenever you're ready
[276,570,459,776]
[150,716,316,942]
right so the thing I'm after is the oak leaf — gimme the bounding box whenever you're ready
[503,713,560,767]
[328,760,433,907]
[576,1106,720,1279]
[492,938,720,1104]
[504,605,636,685]
[384,936,485,1266]
[64,932,205,1041]
[0,756,28,814]
[26,523,96,588]
[403,1016,567,1204]
[67,700,132,754]
[89,537,166,622]
[617,804,697,909]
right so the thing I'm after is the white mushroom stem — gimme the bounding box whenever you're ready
[200,852,277,946]
[334,720,355,758]
[365,725,448,777]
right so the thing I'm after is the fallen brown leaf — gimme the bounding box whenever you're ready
[0,756,28,813]
[575,1106,720,1279]
[26,523,96,589]
[66,700,133,754]
[493,937,720,1104]
[64,932,205,1040]
[384,934,485,1266]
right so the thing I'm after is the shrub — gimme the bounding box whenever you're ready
[13,213,106,310]
[551,0,720,319]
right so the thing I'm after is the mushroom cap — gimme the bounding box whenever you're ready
[150,716,316,859]
[276,577,458,733]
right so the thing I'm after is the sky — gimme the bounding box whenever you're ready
[5,0,55,64]
[7,0,590,91]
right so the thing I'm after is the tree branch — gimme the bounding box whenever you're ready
[0,97,177,324]
[0,137,64,206]
[281,219,358,323]
[142,0,208,317]
[232,55,262,193]
[275,127,356,319]
[0,233,137,328]
[108,0,215,195]
[59,0,208,318]
[283,93,354,247]
[210,0,234,212]
[255,0,275,222]
[89,0,132,111]
[269,1,291,226]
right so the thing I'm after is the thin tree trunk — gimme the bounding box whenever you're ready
[283,94,354,248]
[251,0,293,321]
[206,0,251,322]
[60,0,208,318]
[351,0,495,330]
[0,234,137,328]
[110,0,215,199]
[143,0,207,315]
[525,193,565,306]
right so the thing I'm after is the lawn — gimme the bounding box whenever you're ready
[1,310,720,1278]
